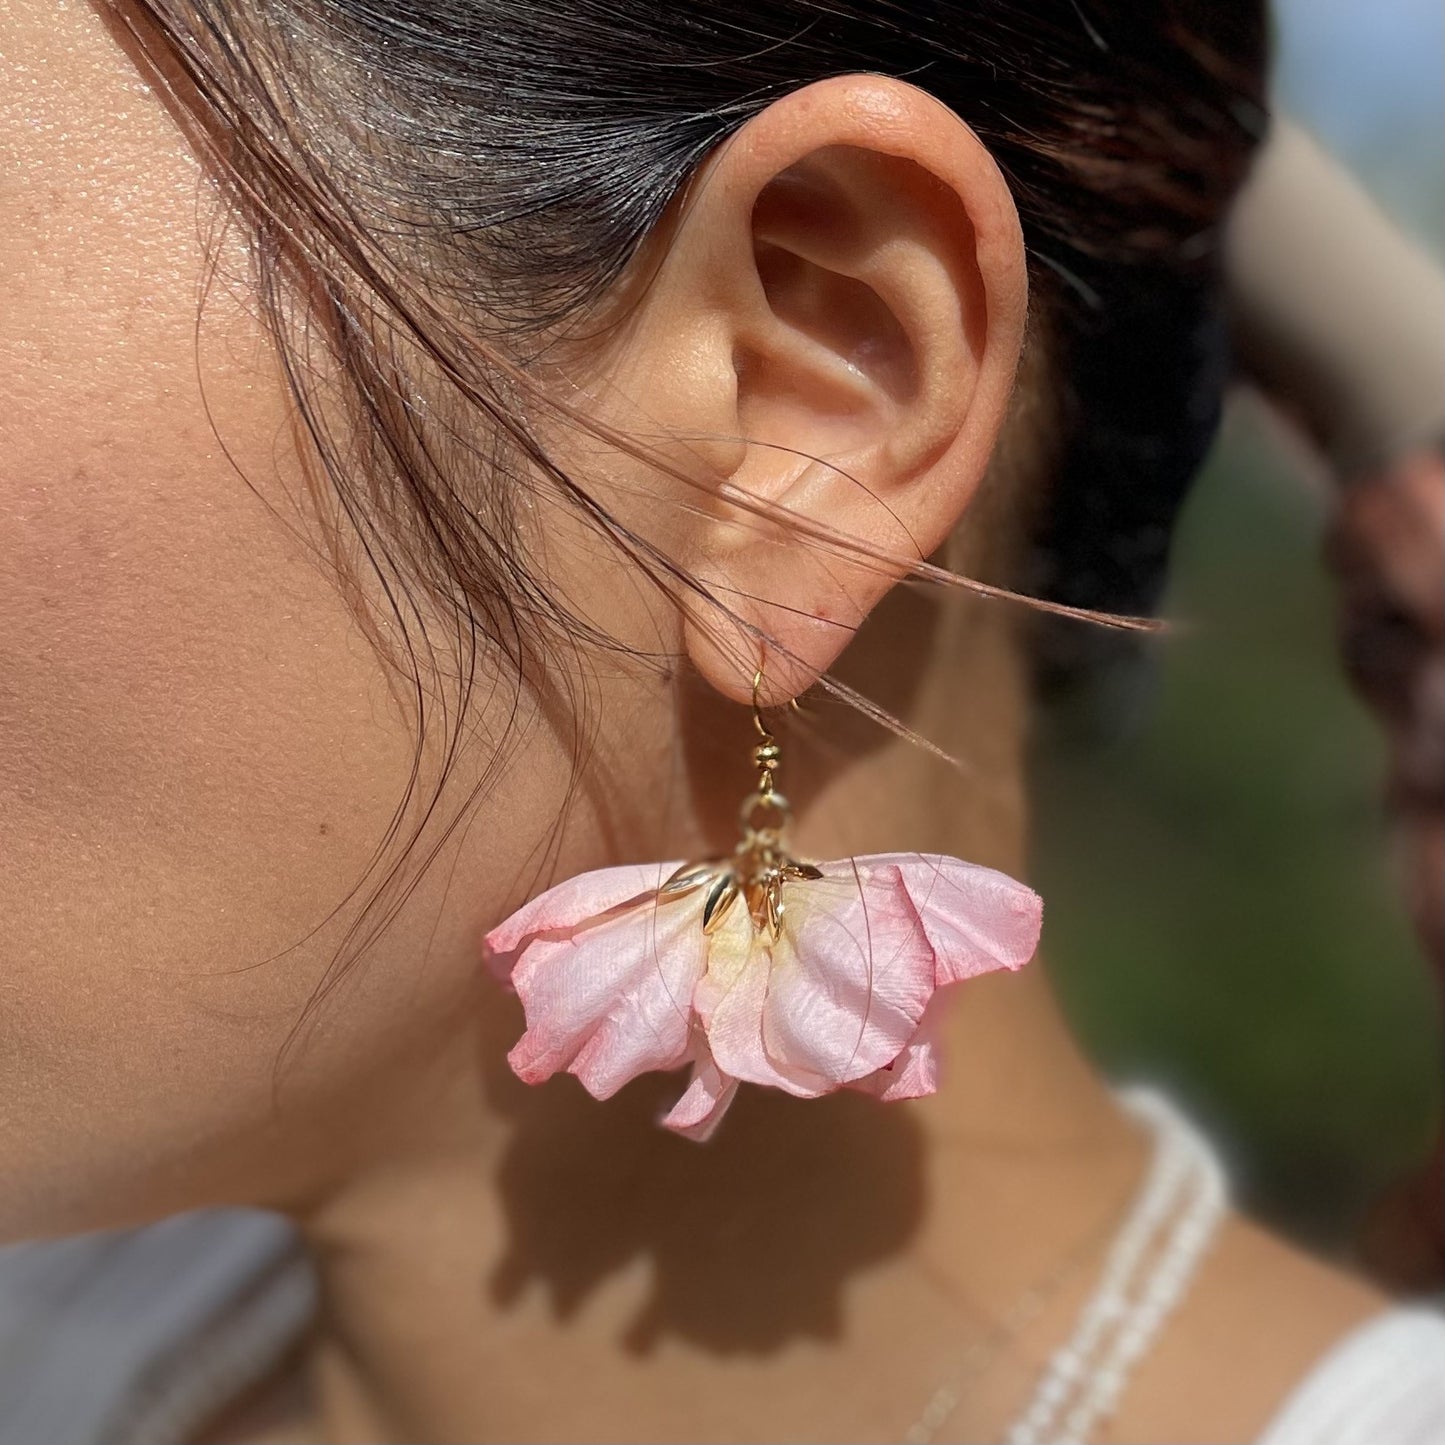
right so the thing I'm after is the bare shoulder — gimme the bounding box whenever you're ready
[1108,1210,1390,1444]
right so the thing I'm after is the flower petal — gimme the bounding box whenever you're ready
[483,860,686,975]
[660,1055,739,1142]
[503,880,706,1099]
[847,992,949,1101]
[859,853,1042,985]
[694,906,825,1097]
[760,860,937,1086]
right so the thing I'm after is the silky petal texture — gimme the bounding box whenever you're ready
[850,853,1043,984]
[505,892,706,1098]
[847,992,949,1101]
[761,863,936,1086]
[660,1056,739,1142]
[487,849,1041,1138]
[483,860,686,974]
[693,905,824,1096]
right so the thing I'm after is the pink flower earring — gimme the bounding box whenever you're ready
[484,669,1043,1140]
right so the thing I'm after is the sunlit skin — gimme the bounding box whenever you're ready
[2,3,1387,1442]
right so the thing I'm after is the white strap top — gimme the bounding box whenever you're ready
[0,1153,1440,1444]
[1256,1306,1445,1445]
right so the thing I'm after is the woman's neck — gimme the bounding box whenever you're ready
[293,602,1149,1442]
[296,966,1142,1444]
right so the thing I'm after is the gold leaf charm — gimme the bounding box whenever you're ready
[661,860,726,895]
[701,873,741,933]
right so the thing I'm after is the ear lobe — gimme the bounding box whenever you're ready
[661,77,1029,705]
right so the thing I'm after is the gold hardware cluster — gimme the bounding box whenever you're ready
[663,668,820,938]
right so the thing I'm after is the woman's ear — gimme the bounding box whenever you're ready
[593,74,1028,704]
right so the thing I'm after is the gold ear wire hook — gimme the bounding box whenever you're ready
[750,661,782,799]
[662,653,818,940]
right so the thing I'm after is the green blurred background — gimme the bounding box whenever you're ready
[1037,0,1443,1250]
